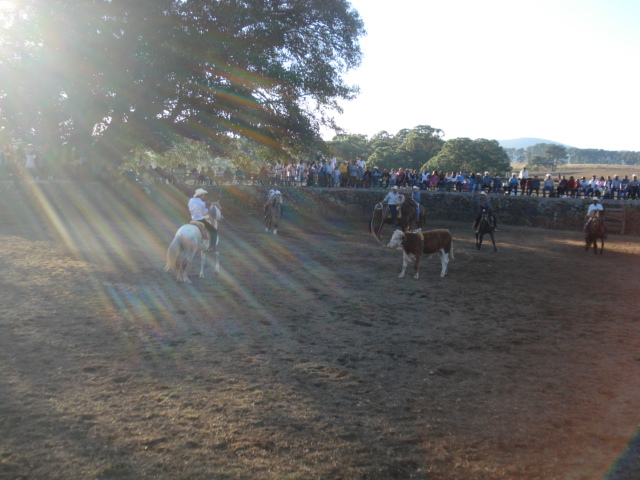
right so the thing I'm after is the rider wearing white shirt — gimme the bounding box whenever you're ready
[584,197,604,232]
[188,188,217,249]
[378,185,401,228]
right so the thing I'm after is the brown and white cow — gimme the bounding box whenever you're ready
[387,229,454,279]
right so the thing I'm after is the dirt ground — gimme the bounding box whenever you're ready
[1,180,640,480]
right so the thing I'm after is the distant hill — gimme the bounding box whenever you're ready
[499,138,572,150]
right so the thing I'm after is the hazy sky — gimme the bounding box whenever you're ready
[331,0,640,151]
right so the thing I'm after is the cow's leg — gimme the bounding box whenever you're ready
[399,252,410,278]
[214,251,220,273]
[439,249,449,277]
[413,253,420,279]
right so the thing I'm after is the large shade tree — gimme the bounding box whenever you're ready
[0,0,364,163]
[424,138,510,175]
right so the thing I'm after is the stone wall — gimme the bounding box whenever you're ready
[219,185,640,235]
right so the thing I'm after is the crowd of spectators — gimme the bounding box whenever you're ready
[3,147,640,201]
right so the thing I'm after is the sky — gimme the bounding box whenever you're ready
[329,0,640,151]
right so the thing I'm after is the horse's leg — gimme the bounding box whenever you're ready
[490,232,498,252]
[476,232,482,250]
[181,258,191,283]
[199,250,206,278]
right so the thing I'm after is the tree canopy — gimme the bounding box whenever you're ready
[424,138,510,175]
[0,0,364,162]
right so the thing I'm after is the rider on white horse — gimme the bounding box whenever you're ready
[264,187,281,217]
[188,188,218,250]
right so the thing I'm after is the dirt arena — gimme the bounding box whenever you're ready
[1,180,640,480]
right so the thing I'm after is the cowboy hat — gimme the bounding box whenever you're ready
[194,188,208,197]
[392,186,398,190]
[592,197,599,202]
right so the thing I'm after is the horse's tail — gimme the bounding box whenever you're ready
[165,233,182,272]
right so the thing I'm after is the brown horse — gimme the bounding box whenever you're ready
[370,196,426,239]
[585,212,605,255]
[475,207,497,252]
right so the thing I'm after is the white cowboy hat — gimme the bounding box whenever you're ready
[194,188,208,197]
[592,197,599,201]
[412,186,419,190]
[480,191,487,195]
[392,186,398,190]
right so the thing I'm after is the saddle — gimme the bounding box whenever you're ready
[190,220,209,241]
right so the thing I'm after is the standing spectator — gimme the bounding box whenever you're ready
[518,166,529,196]
[381,168,390,188]
[429,170,439,191]
[333,162,341,187]
[507,173,519,195]
[567,176,577,197]
[629,174,640,200]
[528,175,541,196]
[420,169,429,190]
[481,171,492,193]
[356,156,365,186]
[389,168,397,187]
[455,171,465,192]
[348,161,358,187]
[25,144,38,181]
[395,168,405,188]
[362,167,372,188]
[372,167,381,188]
[542,174,555,197]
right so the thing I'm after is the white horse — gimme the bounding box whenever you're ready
[165,202,222,283]
[265,193,282,235]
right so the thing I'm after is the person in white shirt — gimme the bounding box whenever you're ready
[265,188,282,216]
[584,197,604,232]
[518,166,529,196]
[188,188,217,249]
[378,186,401,228]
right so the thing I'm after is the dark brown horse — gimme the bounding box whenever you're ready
[585,212,605,255]
[475,207,497,252]
[370,196,426,239]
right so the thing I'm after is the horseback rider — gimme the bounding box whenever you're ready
[264,187,282,217]
[473,191,497,233]
[378,185,401,228]
[584,196,604,232]
[188,188,218,250]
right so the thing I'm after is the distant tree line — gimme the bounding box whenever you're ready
[505,144,640,169]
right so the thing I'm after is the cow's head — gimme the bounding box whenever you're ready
[387,229,405,250]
